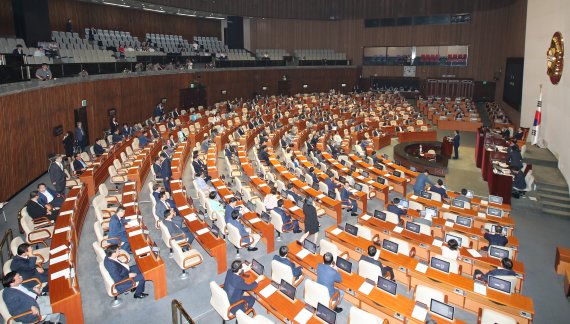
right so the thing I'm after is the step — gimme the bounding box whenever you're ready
[538,193,570,203]
[541,200,570,211]
[536,186,569,196]
[524,158,559,168]
[535,181,569,191]
[542,207,570,218]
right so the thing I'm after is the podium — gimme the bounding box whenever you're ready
[441,137,453,158]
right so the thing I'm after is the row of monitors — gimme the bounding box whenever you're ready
[419,189,504,208]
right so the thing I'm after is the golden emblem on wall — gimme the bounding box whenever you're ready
[546,32,564,85]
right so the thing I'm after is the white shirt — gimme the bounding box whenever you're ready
[441,246,460,260]
[41,190,54,203]
[13,285,37,299]
[263,194,278,210]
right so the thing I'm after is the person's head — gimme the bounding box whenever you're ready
[37,183,47,192]
[229,197,238,206]
[164,209,174,220]
[461,188,468,195]
[2,272,23,288]
[55,155,63,162]
[75,153,82,160]
[77,121,82,127]
[287,183,294,190]
[367,245,377,257]
[437,179,443,187]
[277,199,284,208]
[454,130,459,135]
[501,257,513,270]
[304,196,313,206]
[115,206,125,217]
[159,152,167,160]
[309,167,314,173]
[279,245,289,257]
[105,245,119,258]
[29,190,39,200]
[152,183,161,192]
[494,225,504,234]
[392,197,400,205]
[41,63,48,70]
[158,192,166,200]
[209,191,217,199]
[17,243,31,256]
[231,209,240,220]
[423,170,429,175]
[270,188,277,195]
[323,252,334,265]
[230,260,243,273]
[447,239,459,251]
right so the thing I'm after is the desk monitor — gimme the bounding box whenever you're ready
[252,258,264,276]
[246,201,255,212]
[377,176,386,185]
[466,190,474,198]
[444,233,463,247]
[420,191,432,200]
[393,170,403,178]
[279,279,296,301]
[296,198,305,208]
[487,207,503,218]
[382,239,399,254]
[316,303,337,324]
[430,299,455,321]
[211,224,220,238]
[312,183,319,190]
[398,199,409,209]
[289,167,295,173]
[280,189,288,199]
[327,190,336,199]
[339,176,346,184]
[488,195,503,205]
[260,211,271,224]
[382,154,389,160]
[361,171,370,178]
[489,246,510,260]
[451,198,465,209]
[303,239,317,254]
[354,183,363,191]
[340,160,347,166]
[268,180,275,188]
[405,221,421,234]
[350,165,357,173]
[375,163,385,171]
[409,166,417,172]
[491,224,509,236]
[424,207,437,220]
[430,257,451,274]
[335,256,352,274]
[488,276,512,294]
[455,215,472,228]
[394,160,402,166]
[377,276,398,295]
[374,210,386,221]
[345,223,358,236]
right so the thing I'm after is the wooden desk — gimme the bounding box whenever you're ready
[437,119,483,132]
[397,131,437,143]
[555,246,570,275]
[348,154,410,196]
[127,140,162,192]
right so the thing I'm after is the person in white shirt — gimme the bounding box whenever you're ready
[441,239,460,260]
[194,172,213,196]
[333,132,343,146]
[263,188,278,211]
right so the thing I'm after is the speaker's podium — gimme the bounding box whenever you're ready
[180,83,207,109]
[278,80,291,96]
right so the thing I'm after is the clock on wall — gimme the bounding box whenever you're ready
[546,31,564,85]
[403,66,416,77]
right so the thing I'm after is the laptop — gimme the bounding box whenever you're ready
[455,215,472,228]
[377,276,397,295]
[361,171,370,178]
[424,207,437,220]
[251,259,264,276]
[488,195,503,205]
[316,303,337,324]
[279,279,296,301]
[451,198,465,209]
[487,207,503,218]
[430,299,455,321]
[430,257,451,274]
[377,177,386,185]
[394,160,402,166]
[268,180,275,188]
[398,199,409,209]
[340,160,347,166]
[246,201,255,212]
[375,163,385,171]
[382,239,399,254]
[345,223,358,236]
[303,239,317,254]
[444,233,463,247]
[489,246,510,260]
[280,189,289,199]
[393,170,403,178]
[327,190,336,199]
[260,211,271,224]
[335,256,352,274]
[312,183,319,190]
[466,190,474,199]
[210,224,220,238]
[354,183,363,191]
[420,191,432,200]
[350,165,357,173]
[405,221,421,234]
[338,176,346,184]
[374,210,386,221]
[382,154,389,160]
[488,276,512,294]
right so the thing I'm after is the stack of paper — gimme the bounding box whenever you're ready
[185,213,197,222]
[196,228,210,236]
[294,309,313,324]
[361,214,371,221]
[331,228,343,236]
[249,217,261,224]
[415,263,428,273]
[259,284,277,298]
[358,281,374,295]
[296,249,310,259]
[128,229,143,237]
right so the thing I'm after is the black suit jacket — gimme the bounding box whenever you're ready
[48,162,66,193]
[26,200,47,220]
[10,255,42,282]
[3,287,39,323]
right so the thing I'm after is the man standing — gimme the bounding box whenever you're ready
[223,260,259,314]
[75,122,86,151]
[159,153,172,193]
[48,154,66,194]
[452,130,460,159]
[413,170,434,195]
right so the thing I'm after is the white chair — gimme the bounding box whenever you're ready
[431,254,461,274]
[108,165,128,188]
[354,224,373,241]
[98,183,122,205]
[10,236,49,264]
[384,211,401,225]
[446,231,471,248]
[209,281,256,322]
[92,241,129,263]
[442,212,458,222]
[271,260,304,287]
[414,285,446,306]
[348,306,387,324]
[409,200,424,211]
[227,223,254,257]
[303,279,341,310]
[99,261,137,307]
[478,308,517,324]
[171,240,203,279]
[19,209,53,245]
[386,237,414,257]
[270,210,292,240]
[94,220,116,249]
[428,191,442,202]
[319,239,348,261]
[358,259,383,284]
[235,310,274,324]
[242,187,261,204]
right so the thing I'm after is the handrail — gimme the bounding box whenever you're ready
[171,299,195,324]
[0,229,13,276]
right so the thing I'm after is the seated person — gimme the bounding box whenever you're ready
[473,257,516,282]
[228,210,260,252]
[26,191,57,221]
[272,246,302,280]
[441,239,460,260]
[512,167,526,191]
[138,133,150,148]
[93,138,105,156]
[104,245,148,299]
[156,192,183,225]
[194,171,214,196]
[273,199,301,233]
[108,206,131,253]
[285,183,302,203]
[483,225,508,248]
[317,252,343,313]
[455,188,472,203]
[225,198,240,223]
[152,183,177,210]
[11,244,48,293]
[359,245,395,280]
[223,260,259,314]
[324,172,339,193]
[207,191,225,219]
[37,183,63,209]
[263,188,278,211]
[513,127,524,141]
[111,129,123,144]
[2,271,60,323]
[72,153,88,175]
[340,182,358,216]
[429,179,449,199]
[507,143,523,169]
[308,167,319,185]
[162,209,194,244]
[386,197,406,222]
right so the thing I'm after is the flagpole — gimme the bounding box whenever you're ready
[531,84,542,146]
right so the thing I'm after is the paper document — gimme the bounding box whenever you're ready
[410,195,418,200]
[249,217,261,224]
[316,194,326,199]
[289,206,300,212]
[444,220,454,228]
[196,228,210,236]
[65,196,77,201]
[296,249,310,259]
[477,212,486,218]
[442,204,450,209]
[178,205,189,211]
[415,263,428,273]
[393,226,403,233]
[474,282,487,295]
[224,194,234,199]
[123,202,136,207]
[302,186,310,190]
[259,284,277,298]
[467,249,482,258]
[54,226,71,234]
[128,229,143,237]
[135,246,151,256]
[480,200,488,206]
[358,281,374,295]
[185,213,197,222]
[50,268,70,280]
[432,238,443,247]
[124,191,136,195]
[367,180,374,184]
[50,245,68,255]
[294,309,313,324]
[59,210,73,216]
[361,214,371,221]
[172,189,183,193]
[331,228,343,236]
[411,305,428,321]
[49,253,69,265]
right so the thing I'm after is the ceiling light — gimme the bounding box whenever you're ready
[143,7,165,13]
[177,12,196,17]
[102,1,130,8]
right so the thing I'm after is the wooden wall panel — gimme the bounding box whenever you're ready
[0,67,359,201]
[0,0,15,36]
[48,0,221,41]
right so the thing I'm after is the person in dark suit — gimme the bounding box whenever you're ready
[162,209,194,244]
[452,130,460,159]
[150,125,160,139]
[258,146,270,165]
[37,183,63,209]
[224,198,239,223]
[273,246,302,279]
[513,128,524,141]
[156,192,183,226]
[152,183,177,210]
[12,44,25,57]
[172,108,180,118]
[26,191,57,221]
[228,210,259,251]
[273,199,301,233]
[386,198,406,223]
[455,188,471,203]
[307,167,319,185]
[110,117,119,134]
[429,179,449,199]
[152,157,163,180]
[62,131,75,160]
[119,123,132,137]
[154,102,165,119]
[192,152,208,177]
[108,207,131,253]
[48,155,66,194]
[11,243,49,293]
[159,153,172,193]
[93,138,105,156]
[512,167,526,192]
[111,129,123,144]
[507,143,523,169]
[317,252,343,313]
[359,245,395,280]
[75,121,86,151]
[324,173,339,193]
[473,257,516,282]
[2,271,60,323]
[224,143,234,160]
[72,153,88,175]
[340,182,358,216]
[104,245,147,298]
[299,197,319,243]
[223,260,258,314]
[482,225,508,248]
[137,133,150,148]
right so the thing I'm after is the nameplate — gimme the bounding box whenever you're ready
[302,186,310,190]
[173,189,183,193]
[415,263,428,273]
[59,210,73,216]
[50,245,68,255]
[442,204,450,209]
[249,217,261,224]
[367,180,374,184]
[178,205,189,211]
[290,177,298,182]
[217,186,226,189]
[128,229,143,237]
[49,253,69,265]
[196,228,210,236]
[467,249,482,258]
[289,206,300,212]
[171,179,182,183]
[127,220,140,228]
[185,213,197,222]
[124,202,136,207]
[316,194,326,199]
[135,246,151,256]
[480,200,488,206]
[259,284,277,298]
[124,191,136,195]
[358,281,374,295]
[331,228,343,236]
[294,309,313,324]
[444,220,454,228]
[361,214,371,221]
[50,268,71,280]
[477,212,486,218]
[432,238,443,247]
[410,195,418,200]
[224,194,234,199]
[393,226,404,234]
[54,226,71,234]
[65,196,77,201]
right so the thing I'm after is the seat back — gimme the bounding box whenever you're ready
[113,159,122,171]
[270,210,285,233]
[92,241,105,263]
[494,275,517,293]
[447,231,470,248]
[93,221,108,246]
[10,237,25,256]
[429,191,442,202]
[319,239,339,259]
[209,281,231,320]
[80,152,91,162]
[442,212,458,222]
[271,260,295,286]
[99,261,117,297]
[226,223,243,248]
[384,211,400,225]
[388,237,410,256]
[349,306,385,324]
[98,184,109,196]
[318,182,329,194]
[159,221,172,248]
[275,180,285,193]
[354,224,373,241]
[414,285,445,306]
[479,308,517,324]
[3,260,12,276]
[417,223,432,236]
[303,279,331,309]
[409,200,424,211]
[358,259,382,283]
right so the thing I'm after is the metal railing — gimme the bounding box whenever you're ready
[0,229,13,277]
[171,299,195,324]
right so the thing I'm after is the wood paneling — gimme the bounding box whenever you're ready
[0,0,15,36]
[48,0,220,41]
[0,67,359,202]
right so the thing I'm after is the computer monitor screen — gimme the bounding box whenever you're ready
[335,256,352,274]
[211,224,220,238]
[382,239,399,253]
[420,191,432,199]
[374,210,386,221]
[377,276,397,295]
[377,176,386,184]
[444,233,463,247]
[339,176,346,184]
[488,276,512,294]
[289,168,295,173]
[455,215,472,228]
[394,160,402,166]
[361,171,369,178]
[487,207,503,217]
[451,199,465,209]
[398,199,409,209]
[261,211,271,223]
[280,189,288,198]
[354,183,363,191]
[424,207,437,220]
[327,190,336,199]
[466,190,474,198]
[489,246,510,259]
[345,223,358,236]
[491,224,509,236]
[316,303,337,324]
[312,183,319,190]
[268,180,275,188]
[252,259,264,276]
[430,299,455,320]
[376,163,385,171]
[279,279,296,301]
[340,160,347,166]
[409,166,417,172]
[488,195,503,205]
[393,170,403,178]
[430,257,451,273]
[383,154,389,159]
[303,239,317,254]
[405,221,421,234]
[350,165,357,173]
[246,201,255,212]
